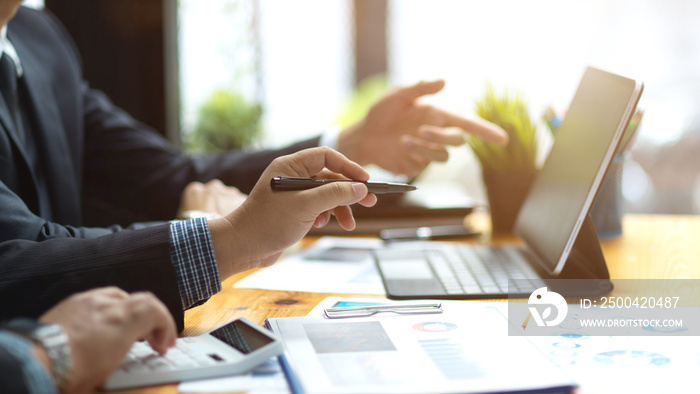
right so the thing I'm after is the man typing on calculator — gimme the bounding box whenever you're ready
[0,287,178,394]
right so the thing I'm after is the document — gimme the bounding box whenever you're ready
[234,237,386,295]
[178,358,290,393]
[529,335,700,393]
[267,301,576,394]
[524,304,700,394]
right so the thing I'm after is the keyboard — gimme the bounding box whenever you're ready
[424,244,546,295]
[374,243,548,299]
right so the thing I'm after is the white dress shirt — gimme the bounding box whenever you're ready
[0,26,23,77]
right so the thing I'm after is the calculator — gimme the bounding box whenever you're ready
[103,317,283,390]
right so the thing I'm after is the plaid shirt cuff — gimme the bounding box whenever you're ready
[169,218,222,309]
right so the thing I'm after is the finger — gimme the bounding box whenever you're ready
[357,193,377,207]
[401,135,450,163]
[206,180,230,197]
[406,152,431,175]
[206,179,226,189]
[126,293,178,354]
[313,169,350,181]
[183,181,206,194]
[38,287,129,324]
[430,108,508,145]
[87,286,130,300]
[318,148,370,182]
[390,150,428,179]
[332,205,356,231]
[293,147,370,182]
[311,170,376,208]
[314,211,331,228]
[418,125,466,146]
[311,171,379,207]
[396,80,445,102]
[300,181,369,214]
[211,180,245,198]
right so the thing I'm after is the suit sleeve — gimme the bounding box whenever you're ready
[0,222,185,332]
[28,7,322,226]
[0,177,164,243]
[81,84,320,226]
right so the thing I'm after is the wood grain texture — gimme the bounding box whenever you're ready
[602,214,700,280]
[107,214,700,394]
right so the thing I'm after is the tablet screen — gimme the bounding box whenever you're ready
[516,67,642,275]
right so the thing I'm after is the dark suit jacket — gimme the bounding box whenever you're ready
[0,7,318,331]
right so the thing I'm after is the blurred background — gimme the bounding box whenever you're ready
[40,0,700,214]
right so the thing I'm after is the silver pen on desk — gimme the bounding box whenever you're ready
[324,302,443,319]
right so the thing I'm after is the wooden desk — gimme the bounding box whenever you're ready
[117,214,700,394]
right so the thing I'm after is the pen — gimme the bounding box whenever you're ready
[619,109,644,153]
[270,176,417,194]
[324,302,443,319]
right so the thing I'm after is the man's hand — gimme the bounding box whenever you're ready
[337,80,508,178]
[208,147,377,278]
[38,287,177,393]
[176,179,248,218]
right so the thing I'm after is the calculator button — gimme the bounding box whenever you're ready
[146,358,171,371]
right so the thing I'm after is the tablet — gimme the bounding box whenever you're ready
[516,67,643,275]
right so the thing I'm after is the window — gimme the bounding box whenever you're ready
[179,0,352,149]
[388,0,700,214]
[179,0,700,213]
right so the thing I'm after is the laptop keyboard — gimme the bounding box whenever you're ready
[424,244,546,295]
[117,339,221,374]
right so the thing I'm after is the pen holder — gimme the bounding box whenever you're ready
[591,153,628,239]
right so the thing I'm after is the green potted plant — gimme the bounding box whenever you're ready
[468,85,539,234]
[187,89,263,152]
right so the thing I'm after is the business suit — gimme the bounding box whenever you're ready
[0,7,317,329]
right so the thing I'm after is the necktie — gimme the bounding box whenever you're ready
[0,53,21,139]
[0,51,53,218]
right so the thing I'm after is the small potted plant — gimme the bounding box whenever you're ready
[468,85,539,234]
[187,89,263,152]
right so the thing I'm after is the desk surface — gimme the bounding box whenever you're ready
[115,213,700,394]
